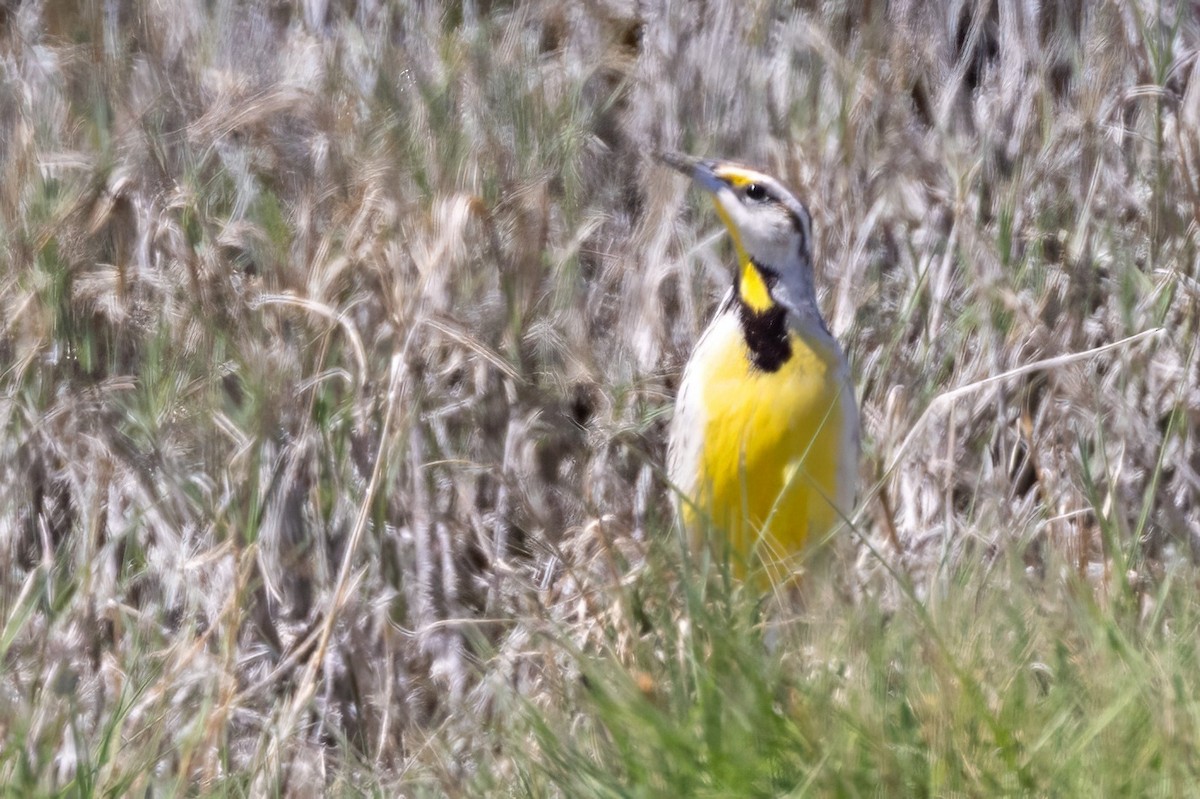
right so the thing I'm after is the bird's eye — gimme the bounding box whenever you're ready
[744,183,768,201]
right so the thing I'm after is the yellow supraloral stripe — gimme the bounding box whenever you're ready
[714,166,764,189]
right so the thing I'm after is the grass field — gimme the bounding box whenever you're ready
[2,0,1199,795]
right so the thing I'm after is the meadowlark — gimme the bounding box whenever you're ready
[662,153,859,584]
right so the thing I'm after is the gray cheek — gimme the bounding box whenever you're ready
[768,226,793,256]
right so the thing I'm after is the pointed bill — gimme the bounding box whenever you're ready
[658,151,727,194]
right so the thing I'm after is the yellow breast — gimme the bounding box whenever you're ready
[671,310,856,582]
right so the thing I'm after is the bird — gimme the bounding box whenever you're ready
[661,152,859,586]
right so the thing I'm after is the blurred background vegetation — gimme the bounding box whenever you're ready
[1,0,1198,795]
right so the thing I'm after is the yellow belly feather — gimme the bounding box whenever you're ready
[677,313,851,579]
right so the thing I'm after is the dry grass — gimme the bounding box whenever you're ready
[1,0,1198,794]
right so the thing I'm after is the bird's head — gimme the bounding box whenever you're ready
[661,152,816,317]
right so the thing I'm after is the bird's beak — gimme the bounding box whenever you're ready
[659,152,727,195]
[660,151,749,259]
